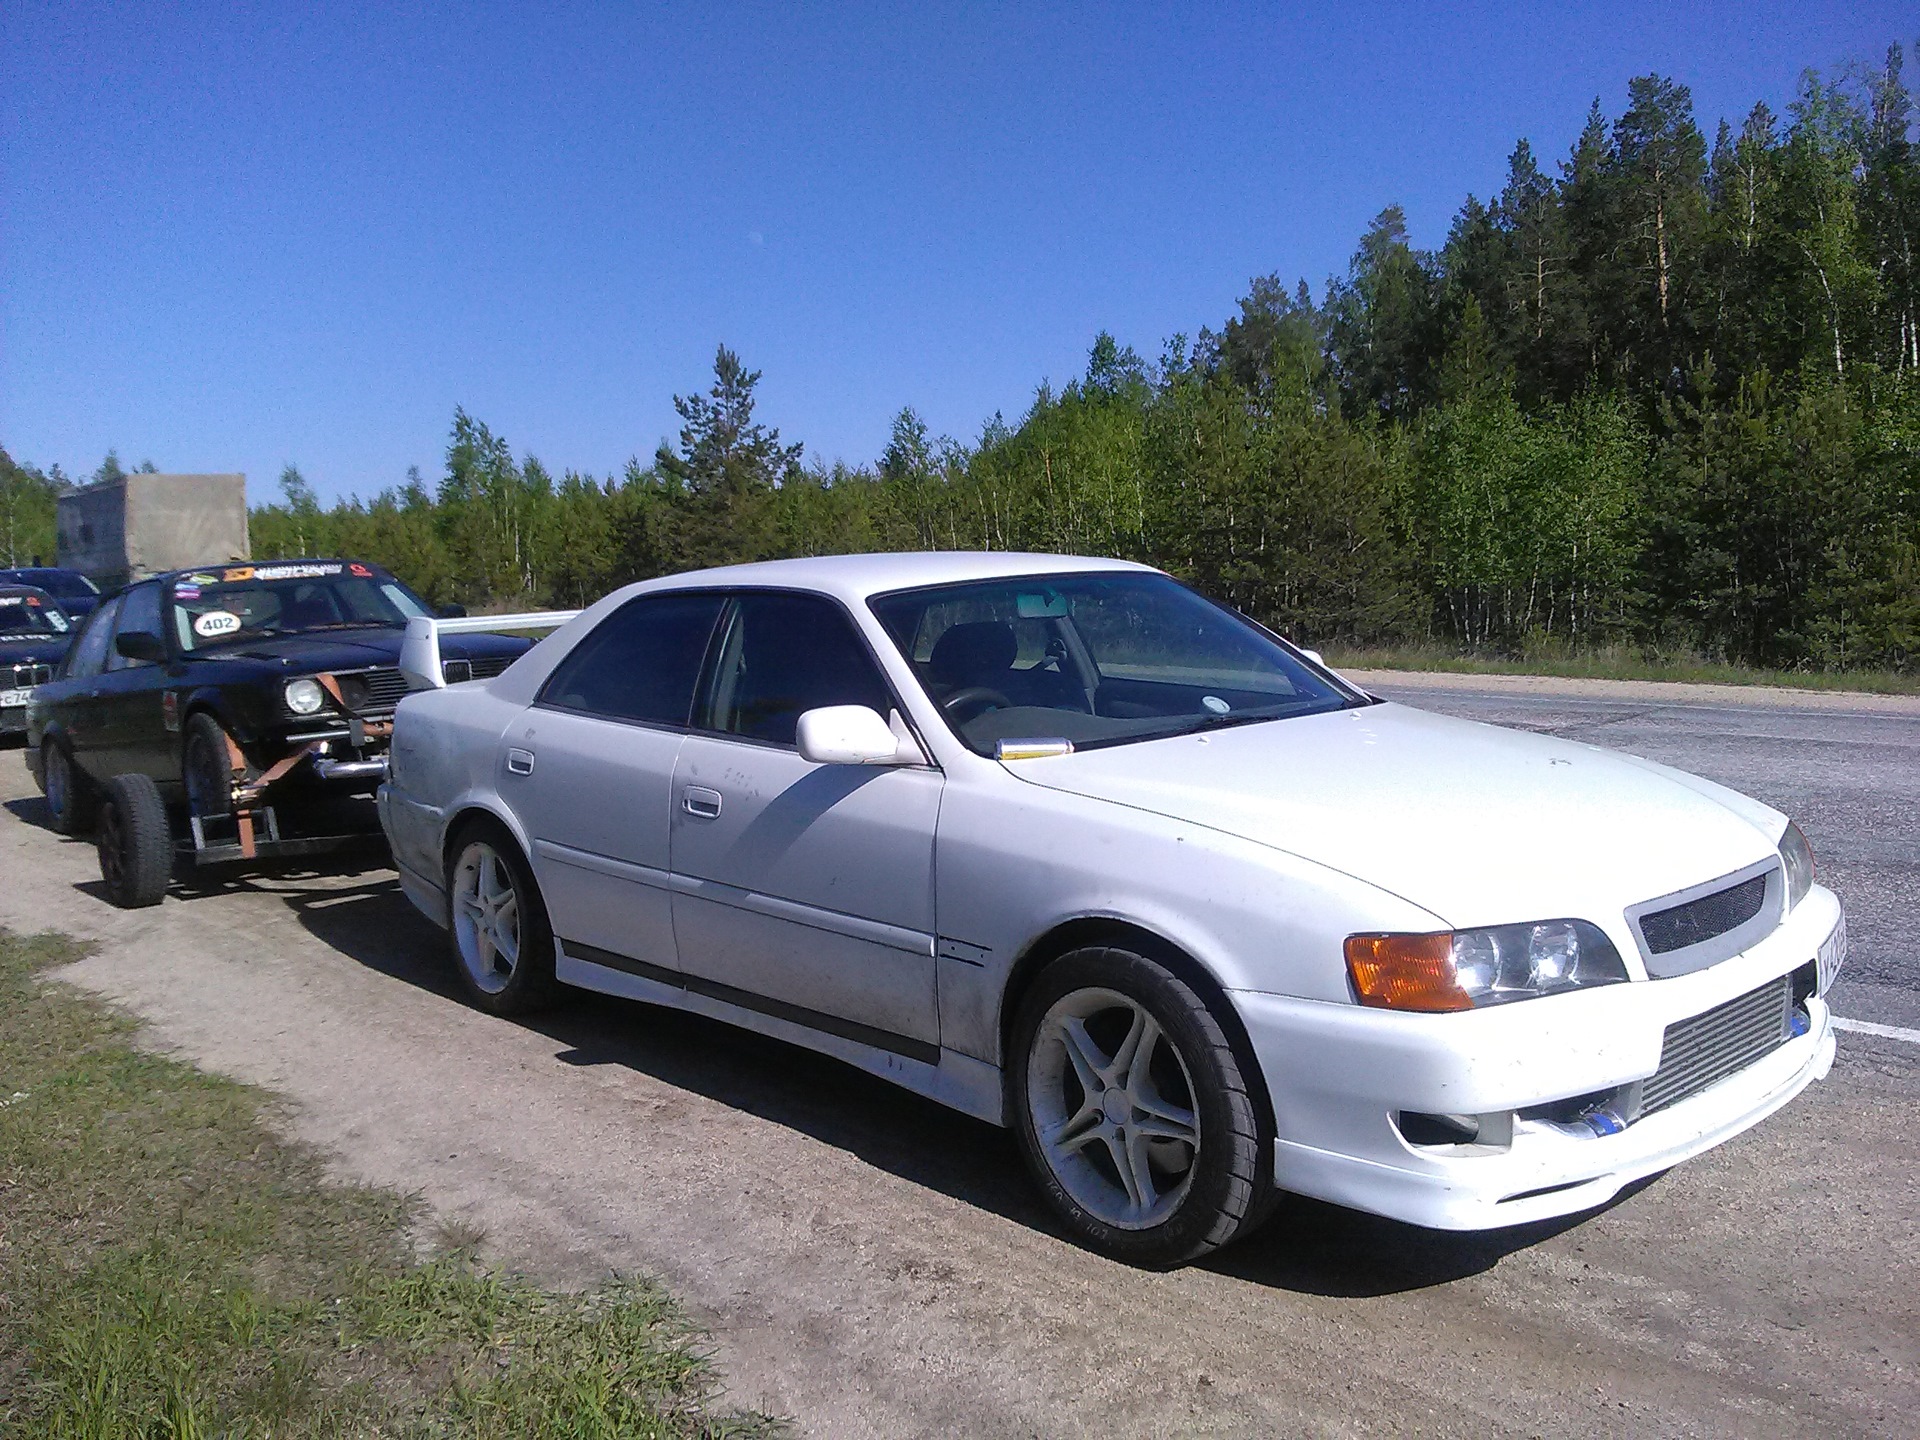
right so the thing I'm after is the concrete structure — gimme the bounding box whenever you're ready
[57,473,249,590]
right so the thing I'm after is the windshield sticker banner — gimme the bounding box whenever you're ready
[248,563,344,581]
[193,610,242,638]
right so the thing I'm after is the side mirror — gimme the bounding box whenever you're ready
[114,630,167,663]
[1299,647,1326,669]
[796,705,914,766]
[437,603,468,619]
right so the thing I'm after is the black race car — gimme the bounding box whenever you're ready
[0,566,103,619]
[24,558,531,906]
[1,584,78,738]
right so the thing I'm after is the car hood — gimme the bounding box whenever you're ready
[0,637,71,666]
[1002,701,1784,931]
[184,627,523,671]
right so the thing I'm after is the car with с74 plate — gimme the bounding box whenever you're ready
[25,558,530,907]
[377,552,1845,1268]
[1,584,78,738]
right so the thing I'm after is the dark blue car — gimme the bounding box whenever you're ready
[1,584,77,737]
[0,567,103,620]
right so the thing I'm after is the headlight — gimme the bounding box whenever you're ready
[284,678,325,715]
[1779,821,1814,911]
[1346,920,1629,1012]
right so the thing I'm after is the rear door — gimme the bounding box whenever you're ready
[501,590,725,976]
[669,590,943,1055]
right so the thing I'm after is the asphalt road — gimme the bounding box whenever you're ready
[2,676,1916,1437]
[1354,675,1920,1035]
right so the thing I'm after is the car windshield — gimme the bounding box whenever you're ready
[169,562,431,652]
[869,571,1365,755]
[0,590,72,638]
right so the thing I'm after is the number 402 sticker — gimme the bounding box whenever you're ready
[193,610,241,638]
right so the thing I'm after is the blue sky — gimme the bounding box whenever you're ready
[3,3,1912,504]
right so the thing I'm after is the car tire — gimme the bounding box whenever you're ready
[1010,945,1275,1268]
[97,773,174,908]
[443,821,557,1016]
[182,712,241,820]
[43,739,97,835]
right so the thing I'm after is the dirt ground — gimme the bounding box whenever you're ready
[3,711,1915,1436]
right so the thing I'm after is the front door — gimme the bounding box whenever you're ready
[670,591,942,1055]
[502,590,726,975]
[93,580,175,780]
[55,593,123,782]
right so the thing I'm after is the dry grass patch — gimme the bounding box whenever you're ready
[0,928,778,1439]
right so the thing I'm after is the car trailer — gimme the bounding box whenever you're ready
[94,610,579,908]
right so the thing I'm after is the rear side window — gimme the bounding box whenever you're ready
[538,592,725,727]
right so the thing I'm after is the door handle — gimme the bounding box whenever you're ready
[682,786,722,818]
[505,748,535,776]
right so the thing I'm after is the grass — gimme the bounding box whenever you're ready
[1321,642,1920,696]
[0,928,779,1439]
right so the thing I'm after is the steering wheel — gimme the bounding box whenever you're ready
[941,686,1013,721]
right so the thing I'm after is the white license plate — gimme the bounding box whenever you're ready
[0,688,31,707]
[1817,914,1848,994]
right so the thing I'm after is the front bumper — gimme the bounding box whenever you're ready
[1233,885,1844,1231]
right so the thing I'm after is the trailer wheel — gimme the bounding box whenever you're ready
[97,774,173,908]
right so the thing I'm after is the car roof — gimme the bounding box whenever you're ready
[0,583,58,601]
[632,551,1157,605]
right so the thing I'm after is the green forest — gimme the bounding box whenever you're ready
[4,49,1917,673]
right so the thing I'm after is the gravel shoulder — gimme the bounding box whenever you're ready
[2,755,1915,1437]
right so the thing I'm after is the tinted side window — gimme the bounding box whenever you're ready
[538,592,725,726]
[107,583,165,670]
[66,596,122,680]
[703,592,893,746]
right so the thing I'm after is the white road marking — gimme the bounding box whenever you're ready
[1833,1016,1920,1044]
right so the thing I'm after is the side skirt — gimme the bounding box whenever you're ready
[555,939,1006,1127]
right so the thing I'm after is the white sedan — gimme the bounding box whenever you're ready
[377,553,1843,1266]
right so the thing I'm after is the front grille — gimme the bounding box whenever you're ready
[440,654,517,684]
[331,667,412,715]
[1641,975,1792,1116]
[8,663,54,688]
[1641,873,1769,954]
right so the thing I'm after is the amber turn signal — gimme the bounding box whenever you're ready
[1344,933,1474,1012]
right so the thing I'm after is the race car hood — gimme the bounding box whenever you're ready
[1001,701,1785,931]
[183,626,525,671]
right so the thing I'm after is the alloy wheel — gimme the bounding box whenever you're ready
[451,840,522,995]
[1026,986,1203,1230]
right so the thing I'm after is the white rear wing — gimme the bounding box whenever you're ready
[400,610,582,691]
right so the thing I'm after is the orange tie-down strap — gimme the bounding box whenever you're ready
[220,732,320,860]
[316,673,393,743]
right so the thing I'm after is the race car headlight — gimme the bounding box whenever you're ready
[284,678,326,715]
[1346,920,1628,1012]
[1779,821,1814,912]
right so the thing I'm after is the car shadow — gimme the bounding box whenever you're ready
[1204,1176,1660,1297]
[266,876,1637,1297]
[4,794,56,828]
